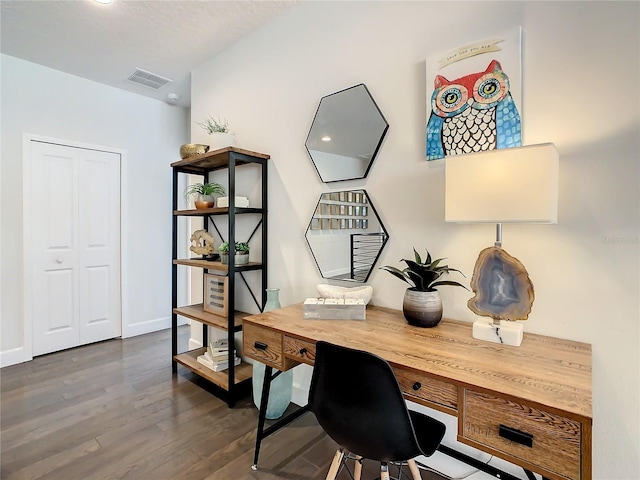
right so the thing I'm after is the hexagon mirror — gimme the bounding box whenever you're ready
[305,84,389,183]
[305,189,389,282]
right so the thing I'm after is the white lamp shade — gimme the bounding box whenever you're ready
[445,143,559,224]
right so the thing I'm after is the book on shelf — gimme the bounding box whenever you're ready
[208,345,228,358]
[203,351,234,365]
[207,350,229,361]
[197,354,241,372]
[211,357,241,372]
[208,339,229,356]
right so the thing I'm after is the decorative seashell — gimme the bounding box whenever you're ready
[316,284,373,305]
[180,143,210,159]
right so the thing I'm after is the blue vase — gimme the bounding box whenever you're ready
[252,288,293,419]
[263,288,281,311]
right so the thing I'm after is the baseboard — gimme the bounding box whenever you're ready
[122,315,170,338]
[0,346,29,368]
[188,338,202,351]
[3,316,178,365]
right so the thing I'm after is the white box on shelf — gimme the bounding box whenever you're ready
[303,298,366,320]
[217,196,249,208]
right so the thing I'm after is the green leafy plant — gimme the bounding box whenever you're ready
[184,182,225,203]
[218,241,250,254]
[197,115,230,134]
[381,248,468,292]
[235,242,250,254]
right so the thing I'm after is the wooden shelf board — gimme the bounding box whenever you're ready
[173,258,263,271]
[173,304,246,330]
[174,207,263,216]
[171,147,270,173]
[174,347,253,390]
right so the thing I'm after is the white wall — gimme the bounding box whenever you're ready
[0,54,189,365]
[191,1,639,478]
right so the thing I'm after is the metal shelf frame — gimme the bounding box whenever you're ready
[171,147,269,407]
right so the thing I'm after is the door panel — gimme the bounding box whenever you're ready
[45,155,76,249]
[86,265,109,323]
[84,155,110,245]
[40,268,78,353]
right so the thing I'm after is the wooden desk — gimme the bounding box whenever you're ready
[243,304,592,480]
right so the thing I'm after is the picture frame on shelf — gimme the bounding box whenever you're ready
[203,274,228,316]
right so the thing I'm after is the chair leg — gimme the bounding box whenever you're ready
[325,449,345,480]
[380,462,391,480]
[354,455,363,480]
[407,459,421,480]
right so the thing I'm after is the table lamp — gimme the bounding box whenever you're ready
[445,143,559,346]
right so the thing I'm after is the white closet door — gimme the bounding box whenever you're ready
[30,141,121,356]
[78,148,121,345]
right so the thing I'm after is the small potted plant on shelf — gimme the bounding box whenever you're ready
[218,241,250,265]
[197,115,236,150]
[381,247,468,328]
[184,182,226,209]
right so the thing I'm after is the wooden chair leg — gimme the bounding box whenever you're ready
[380,462,390,480]
[325,449,344,480]
[408,459,422,480]
[354,455,363,480]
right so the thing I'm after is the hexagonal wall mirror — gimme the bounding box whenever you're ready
[305,84,389,183]
[305,189,389,283]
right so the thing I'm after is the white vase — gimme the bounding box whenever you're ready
[252,288,293,419]
[209,132,236,150]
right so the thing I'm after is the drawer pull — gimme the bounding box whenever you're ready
[499,424,534,448]
[412,382,422,391]
[299,348,308,355]
[254,341,268,351]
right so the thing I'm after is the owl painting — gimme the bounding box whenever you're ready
[426,60,521,160]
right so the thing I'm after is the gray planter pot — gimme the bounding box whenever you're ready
[402,288,443,328]
[220,253,249,265]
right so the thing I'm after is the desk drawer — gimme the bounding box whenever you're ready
[461,390,581,480]
[243,323,300,371]
[284,336,316,365]
[394,368,458,413]
[243,323,286,369]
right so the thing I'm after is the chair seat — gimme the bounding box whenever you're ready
[409,410,446,457]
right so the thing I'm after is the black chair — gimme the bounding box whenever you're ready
[309,341,446,480]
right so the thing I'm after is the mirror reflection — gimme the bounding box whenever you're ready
[305,84,389,183]
[305,190,389,282]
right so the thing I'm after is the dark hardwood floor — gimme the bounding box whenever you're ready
[1,327,445,480]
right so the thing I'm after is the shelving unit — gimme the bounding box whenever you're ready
[171,146,269,407]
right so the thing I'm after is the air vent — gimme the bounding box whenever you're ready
[126,68,172,90]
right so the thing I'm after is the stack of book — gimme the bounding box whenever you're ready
[197,338,240,372]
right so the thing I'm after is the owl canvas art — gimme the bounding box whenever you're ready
[426,59,522,160]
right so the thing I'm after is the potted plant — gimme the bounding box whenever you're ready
[197,115,236,150]
[218,241,250,265]
[184,182,225,209]
[381,248,468,327]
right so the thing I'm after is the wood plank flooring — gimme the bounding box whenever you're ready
[1,328,445,480]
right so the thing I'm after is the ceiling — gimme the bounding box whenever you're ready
[0,0,297,108]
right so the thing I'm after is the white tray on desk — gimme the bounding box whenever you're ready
[303,297,365,320]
